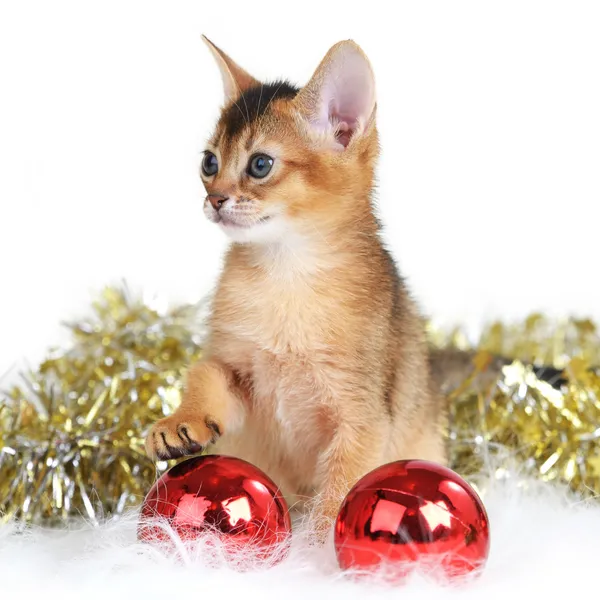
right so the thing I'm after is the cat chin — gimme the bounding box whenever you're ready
[219,216,287,244]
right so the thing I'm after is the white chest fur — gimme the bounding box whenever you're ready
[213,241,337,447]
[219,239,334,353]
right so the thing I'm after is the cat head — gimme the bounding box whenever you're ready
[200,36,378,245]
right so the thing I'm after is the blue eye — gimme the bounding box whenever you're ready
[248,154,274,179]
[202,152,218,176]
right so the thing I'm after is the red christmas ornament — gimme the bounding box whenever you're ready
[138,454,291,563]
[334,460,490,579]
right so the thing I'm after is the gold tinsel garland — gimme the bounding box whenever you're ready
[435,317,600,496]
[1,286,599,525]
[0,287,204,525]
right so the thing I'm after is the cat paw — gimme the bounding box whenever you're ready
[309,499,339,546]
[311,518,334,546]
[145,414,222,461]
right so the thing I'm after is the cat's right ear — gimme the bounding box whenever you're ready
[202,35,260,103]
[293,40,376,150]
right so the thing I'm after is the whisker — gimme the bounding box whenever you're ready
[231,80,250,126]
[239,87,251,124]
[263,80,287,117]
[256,83,264,119]
[231,98,248,126]
[309,221,338,251]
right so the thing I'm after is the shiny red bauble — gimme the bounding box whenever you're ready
[138,455,291,563]
[334,460,490,579]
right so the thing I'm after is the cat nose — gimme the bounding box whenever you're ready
[207,194,228,212]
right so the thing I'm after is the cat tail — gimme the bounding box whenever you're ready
[428,347,509,397]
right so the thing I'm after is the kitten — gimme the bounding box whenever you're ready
[145,36,448,540]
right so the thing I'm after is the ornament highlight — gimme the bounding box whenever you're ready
[334,460,490,579]
[138,454,292,564]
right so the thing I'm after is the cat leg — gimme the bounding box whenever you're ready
[145,359,245,461]
[310,404,389,543]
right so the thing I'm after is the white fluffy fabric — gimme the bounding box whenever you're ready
[2,473,599,600]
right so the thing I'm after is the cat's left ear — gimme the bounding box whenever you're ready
[293,40,376,150]
[202,35,260,103]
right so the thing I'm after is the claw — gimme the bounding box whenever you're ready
[146,415,223,461]
[158,432,190,460]
[178,426,194,446]
[206,419,222,440]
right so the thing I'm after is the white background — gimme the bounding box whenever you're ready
[1,0,599,377]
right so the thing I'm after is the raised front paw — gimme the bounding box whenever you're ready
[145,413,222,461]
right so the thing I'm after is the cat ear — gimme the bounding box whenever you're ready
[202,35,260,103]
[294,40,376,149]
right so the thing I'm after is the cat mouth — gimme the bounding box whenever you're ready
[218,215,272,228]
